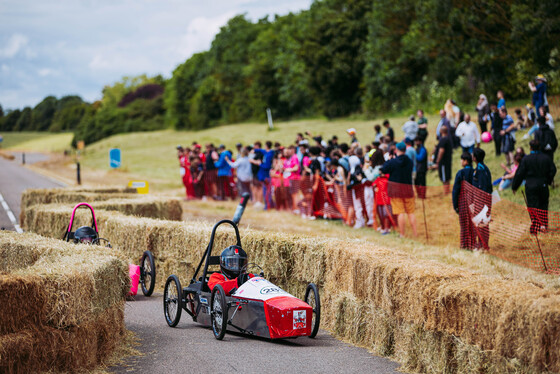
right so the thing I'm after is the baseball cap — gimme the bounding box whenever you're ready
[346,128,356,135]
[219,144,225,149]
[396,142,406,152]
[536,74,547,82]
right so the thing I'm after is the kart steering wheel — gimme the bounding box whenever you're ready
[240,263,264,278]
[93,238,112,248]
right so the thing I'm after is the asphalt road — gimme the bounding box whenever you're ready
[0,154,401,373]
[110,293,401,374]
[0,152,64,231]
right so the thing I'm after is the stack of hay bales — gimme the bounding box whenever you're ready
[20,187,183,225]
[23,202,560,373]
[0,231,129,373]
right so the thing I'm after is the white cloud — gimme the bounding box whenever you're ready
[0,34,29,58]
[37,68,58,77]
[179,12,236,60]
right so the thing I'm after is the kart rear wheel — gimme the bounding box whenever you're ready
[304,283,321,338]
[140,251,156,296]
[211,284,228,340]
[164,275,182,327]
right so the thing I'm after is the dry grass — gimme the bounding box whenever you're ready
[0,231,129,373]
[23,202,560,373]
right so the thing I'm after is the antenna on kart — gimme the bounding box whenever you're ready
[232,192,250,225]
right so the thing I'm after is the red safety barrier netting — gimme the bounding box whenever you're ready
[265,176,560,274]
[460,181,560,273]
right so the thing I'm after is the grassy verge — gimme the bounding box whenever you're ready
[0,132,73,152]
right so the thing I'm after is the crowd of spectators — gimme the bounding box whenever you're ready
[175,74,557,245]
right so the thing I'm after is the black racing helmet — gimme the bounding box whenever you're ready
[220,245,247,279]
[74,226,98,244]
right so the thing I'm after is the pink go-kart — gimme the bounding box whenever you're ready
[63,202,156,297]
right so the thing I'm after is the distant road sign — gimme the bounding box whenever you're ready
[109,148,121,168]
[128,180,149,194]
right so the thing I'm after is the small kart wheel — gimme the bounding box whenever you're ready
[140,251,156,296]
[211,284,228,340]
[163,275,182,327]
[304,283,321,338]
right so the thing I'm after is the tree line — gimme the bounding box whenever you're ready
[1,0,558,145]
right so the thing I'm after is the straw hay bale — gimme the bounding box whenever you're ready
[0,303,125,374]
[20,190,182,227]
[0,232,129,333]
[23,205,560,372]
[21,188,136,211]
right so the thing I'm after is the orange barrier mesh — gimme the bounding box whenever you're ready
[261,175,560,274]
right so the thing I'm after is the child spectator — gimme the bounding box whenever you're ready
[226,147,252,199]
[416,109,428,143]
[383,120,394,142]
[191,156,205,198]
[497,154,522,191]
[374,124,383,143]
[283,145,301,213]
[373,170,391,235]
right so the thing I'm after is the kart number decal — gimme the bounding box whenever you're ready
[260,286,282,295]
[200,297,208,305]
[293,310,306,329]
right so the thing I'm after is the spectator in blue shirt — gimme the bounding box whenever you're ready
[497,90,506,110]
[414,137,428,199]
[404,138,417,173]
[251,141,275,209]
[499,108,516,165]
[214,145,232,200]
[529,75,548,116]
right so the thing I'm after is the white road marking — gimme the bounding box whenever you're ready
[0,192,22,233]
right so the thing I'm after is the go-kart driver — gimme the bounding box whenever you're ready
[74,226,98,244]
[208,245,253,295]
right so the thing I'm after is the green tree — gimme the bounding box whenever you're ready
[31,96,57,131]
[14,107,33,131]
[0,110,21,131]
[301,0,373,118]
[50,96,87,131]
[164,52,211,129]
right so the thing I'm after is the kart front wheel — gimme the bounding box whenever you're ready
[305,283,321,338]
[140,251,156,296]
[211,284,228,340]
[164,275,182,327]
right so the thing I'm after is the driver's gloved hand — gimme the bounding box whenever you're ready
[237,273,249,286]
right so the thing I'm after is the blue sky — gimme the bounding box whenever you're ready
[0,0,312,110]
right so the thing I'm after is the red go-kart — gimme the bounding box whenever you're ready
[162,216,321,340]
[63,202,156,297]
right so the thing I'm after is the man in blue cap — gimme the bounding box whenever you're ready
[381,142,417,237]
